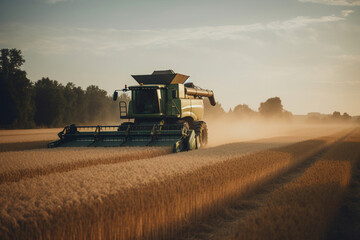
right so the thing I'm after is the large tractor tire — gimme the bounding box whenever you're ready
[191,121,208,148]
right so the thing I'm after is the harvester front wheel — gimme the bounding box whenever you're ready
[191,121,208,148]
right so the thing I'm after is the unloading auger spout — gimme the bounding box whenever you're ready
[185,88,216,106]
[48,70,216,152]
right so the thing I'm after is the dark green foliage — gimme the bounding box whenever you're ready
[0,48,129,129]
[33,78,66,127]
[63,82,84,125]
[0,49,34,128]
[31,79,129,127]
[85,85,109,124]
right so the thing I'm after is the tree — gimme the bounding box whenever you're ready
[62,82,89,125]
[203,99,225,119]
[233,104,255,117]
[33,78,66,127]
[258,97,283,117]
[282,110,293,121]
[0,49,25,75]
[85,85,110,124]
[332,111,341,119]
[0,48,34,128]
[342,112,351,121]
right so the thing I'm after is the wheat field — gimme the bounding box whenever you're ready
[0,127,359,240]
[0,129,60,152]
[232,129,360,240]
[0,147,172,184]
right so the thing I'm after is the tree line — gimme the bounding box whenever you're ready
[204,94,357,123]
[0,48,356,129]
[306,111,355,124]
[0,49,129,129]
[204,96,293,120]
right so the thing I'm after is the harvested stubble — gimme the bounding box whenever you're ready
[0,131,348,240]
[0,147,172,184]
[0,141,53,152]
[0,129,60,144]
[0,128,62,140]
[0,129,60,152]
[327,154,360,240]
[0,136,292,185]
[232,128,360,240]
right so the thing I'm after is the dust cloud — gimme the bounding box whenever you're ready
[206,117,351,147]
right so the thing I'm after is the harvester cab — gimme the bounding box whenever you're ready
[48,70,216,152]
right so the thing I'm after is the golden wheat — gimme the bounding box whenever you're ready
[232,129,360,240]
[0,135,293,185]
[0,129,60,152]
[0,130,347,240]
[0,146,172,184]
[0,129,59,143]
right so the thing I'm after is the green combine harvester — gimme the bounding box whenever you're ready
[48,70,216,152]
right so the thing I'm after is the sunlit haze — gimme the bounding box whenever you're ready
[0,0,359,115]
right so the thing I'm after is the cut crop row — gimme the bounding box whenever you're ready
[0,147,172,184]
[0,140,55,152]
[0,130,349,239]
[0,129,59,152]
[0,139,288,184]
[232,128,360,240]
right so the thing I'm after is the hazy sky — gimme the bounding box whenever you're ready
[0,0,359,115]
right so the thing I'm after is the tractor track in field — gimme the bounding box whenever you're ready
[326,154,360,240]
[178,150,327,240]
[0,140,51,152]
[177,129,354,240]
[0,130,59,152]
[0,147,173,184]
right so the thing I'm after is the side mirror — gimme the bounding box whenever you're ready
[113,91,118,101]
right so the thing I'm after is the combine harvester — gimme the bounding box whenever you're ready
[48,70,216,152]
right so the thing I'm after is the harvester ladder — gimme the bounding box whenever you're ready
[171,100,180,115]
[119,101,128,119]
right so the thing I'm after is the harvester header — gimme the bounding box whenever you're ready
[48,70,216,152]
